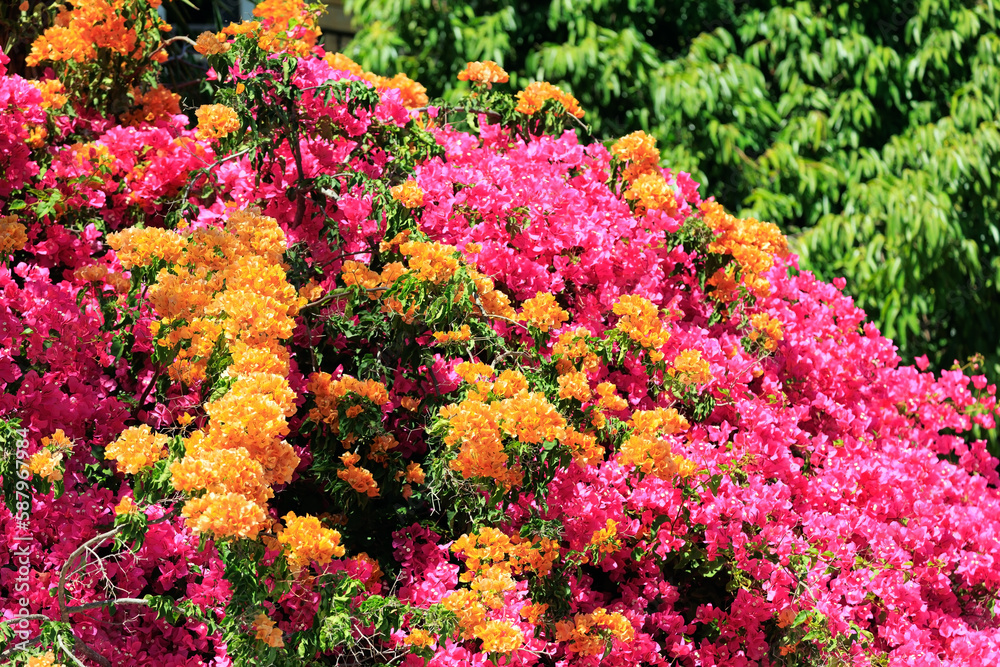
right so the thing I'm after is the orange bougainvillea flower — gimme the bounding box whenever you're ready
[114,496,138,516]
[399,240,460,284]
[194,31,231,55]
[515,81,584,118]
[669,349,712,385]
[391,180,424,208]
[29,79,68,110]
[105,424,168,474]
[0,216,28,255]
[624,171,678,216]
[457,60,509,87]
[476,620,524,653]
[122,85,182,126]
[557,371,592,402]
[252,612,284,648]
[376,72,429,108]
[277,511,346,572]
[403,628,435,648]
[195,104,241,141]
[519,291,570,332]
[28,449,64,483]
[611,130,660,181]
[750,312,784,351]
[433,324,472,344]
[554,608,635,656]
[26,651,63,667]
[181,491,269,540]
[596,382,628,411]
[700,200,788,298]
[612,294,670,360]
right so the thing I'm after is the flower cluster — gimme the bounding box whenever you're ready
[194,104,241,141]
[515,81,585,118]
[4,16,1000,667]
[457,60,510,87]
[611,294,670,361]
[27,0,170,67]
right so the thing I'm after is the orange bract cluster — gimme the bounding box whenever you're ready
[195,104,241,141]
[624,171,678,216]
[457,61,510,88]
[515,81,584,118]
[403,629,435,648]
[554,608,635,656]
[121,212,303,385]
[469,269,517,319]
[700,200,788,299]
[105,424,168,475]
[251,0,321,57]
[0,216,27,255]
[442,363,607,486]
[252,612,285,648]
[29,79,68,110]
[552,327,599,375]
[27,0,169,67]
[122,86,181,126]
[442,527,559,650]
[619,407,697,479]
[589,518,621,555]
[433,324,472,344]
[276,512,346,572]
[669,349,712,385]
[596,382,628,411]
[114,496,137,516]
[28,430,73,484]
[323,52,429,109]
[25,651,64,667]
[611,131,660,181]
[338,451,380,497]
[557,371,592,402]
[307,373,388,431]
[612,294,670,361]
[750,312,785,351]
[391,180,424,208]
[611,131,679,217]
[107,226,187,269]
[110,211,306,542]
[307,373,391,498]
[400,240,461,285]
[519,291,570,332]
[194,31,231,56]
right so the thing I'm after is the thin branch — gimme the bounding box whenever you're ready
[179,146,255,204]
[59,527,121,623]
[1,613,52,624]
[133,363,164,418]
[148,35,197,63]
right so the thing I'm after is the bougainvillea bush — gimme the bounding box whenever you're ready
[2,2,1000,666]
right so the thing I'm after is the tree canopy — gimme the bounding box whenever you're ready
[346,0,1000,376]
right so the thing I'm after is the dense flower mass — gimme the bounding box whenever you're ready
[2,7,1000,667]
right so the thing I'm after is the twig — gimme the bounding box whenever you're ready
[148,35,197,62]
[57,634,86,667]
[179,146,255,205]
[59,527,121,623]
[64,598,150,614]
[1,613,51,624]
[133,363,164,418]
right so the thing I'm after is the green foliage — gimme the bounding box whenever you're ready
[345,0,1000,376]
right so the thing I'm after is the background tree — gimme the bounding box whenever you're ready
[345,0,1000,376]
